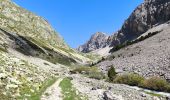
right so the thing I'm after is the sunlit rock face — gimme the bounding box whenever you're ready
[77,32,109,53]
[110,0,170,46]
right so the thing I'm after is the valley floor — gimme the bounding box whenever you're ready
[2,47,170,100]
[40,73,170,100]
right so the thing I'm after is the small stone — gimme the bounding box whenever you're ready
[91,86,101,90]
[108,87,112,90]
[67,77,73,80]
[166,96,170,100]
[103,91,123,100]
[92,87,97,90]
[140,93,146,97]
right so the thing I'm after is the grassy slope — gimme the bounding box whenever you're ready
[0,49,57,99]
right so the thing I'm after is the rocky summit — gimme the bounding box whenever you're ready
[0,0,170,100]
[77,32,109,53]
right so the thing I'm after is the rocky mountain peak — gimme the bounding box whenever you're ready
[77,32,109,53]
[90,32,108,42]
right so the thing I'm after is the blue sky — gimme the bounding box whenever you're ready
[13,0,143,48]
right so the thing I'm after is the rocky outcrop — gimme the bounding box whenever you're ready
[78,32,109,53]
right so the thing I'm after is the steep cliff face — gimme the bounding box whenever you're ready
[78,32,109,53]
[112,0,170,45]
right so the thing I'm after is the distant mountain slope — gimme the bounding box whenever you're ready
[78,0,170,54]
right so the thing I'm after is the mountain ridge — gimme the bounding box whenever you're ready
[78,0,170,55]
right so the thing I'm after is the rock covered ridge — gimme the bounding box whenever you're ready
[78,0,170,53]
[77,32,109,53]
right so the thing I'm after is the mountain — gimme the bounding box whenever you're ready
[77,32,109,53]
[98,22,170,81]
[0,0,94,65]
[96,0,170,81]
[78,0,170,54]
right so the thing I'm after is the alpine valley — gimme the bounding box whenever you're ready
[0,0,170,100]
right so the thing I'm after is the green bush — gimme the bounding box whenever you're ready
[88,72,105,80]
[165,85,170,92]
[71,66,105,80]
[108,66,117,81]
[71,66,92,74]
[141,77,170,92]
[113,73,144,86]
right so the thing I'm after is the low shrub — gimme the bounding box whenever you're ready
[141,77,170,92]
[71,66,92,74]
[113,73,144,86]
[71,66,105,80]
[108,66,117,81]
[165,85,170,92]
[113,74,170,92]
[88,72,105,80]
